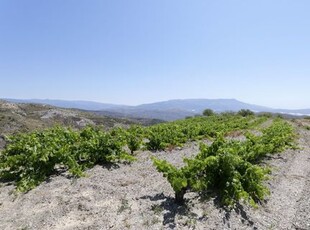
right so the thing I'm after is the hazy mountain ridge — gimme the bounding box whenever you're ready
[3,98,310,121]
[136,99,272,113]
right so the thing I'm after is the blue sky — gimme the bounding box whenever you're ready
[0,0,309,109]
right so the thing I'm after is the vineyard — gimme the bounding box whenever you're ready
[152,119,296,207]
[0,112,296,210]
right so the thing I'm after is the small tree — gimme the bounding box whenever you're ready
[202,108,215,116]
[237,109,254,117]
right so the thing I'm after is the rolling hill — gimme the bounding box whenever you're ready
[0,100,158,139]
[3,98,310,121]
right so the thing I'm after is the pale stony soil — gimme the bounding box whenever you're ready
[0,121,309,230]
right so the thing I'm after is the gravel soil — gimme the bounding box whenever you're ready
[0,122,309,230]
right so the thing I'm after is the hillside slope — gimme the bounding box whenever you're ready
[0,118,309,229]
[4,98,125,111]
[0,100,145,137]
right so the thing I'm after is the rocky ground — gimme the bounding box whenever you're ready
[0,120,309,230]
[0,100,149,136]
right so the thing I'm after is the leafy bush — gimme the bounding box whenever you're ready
[202,109,215,116]
[144,114,267,151]
[0,126,134,192]
[237,109,255,117]
[126,125,144,154]
[146,124,186,151]
[152,119,296,207]
[145,128,167,151]
[152,157,189,204]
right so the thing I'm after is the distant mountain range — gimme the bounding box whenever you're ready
[4,98,310,121]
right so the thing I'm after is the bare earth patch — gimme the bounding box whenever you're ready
[0,124,309,230]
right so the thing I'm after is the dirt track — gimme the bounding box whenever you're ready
[0,121,309,230]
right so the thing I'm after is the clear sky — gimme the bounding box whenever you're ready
[0,0,309,109]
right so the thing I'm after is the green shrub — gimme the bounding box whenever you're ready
[237,109,255,117]
[202,109,215,116]
[0,126,134,192]
[126,125,144,154]
[152,119,296,207]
